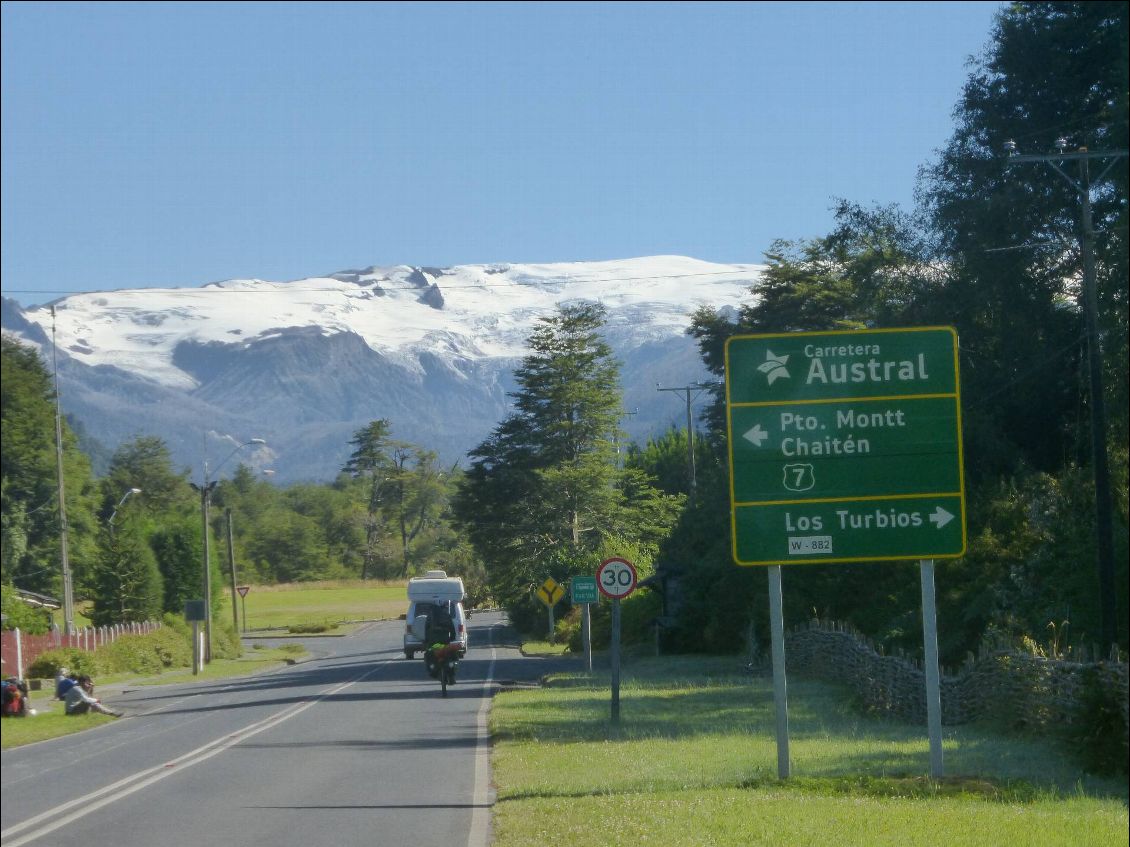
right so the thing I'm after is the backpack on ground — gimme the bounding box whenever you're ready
[1,677,30,717]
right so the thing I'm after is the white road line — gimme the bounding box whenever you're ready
[468,623,500,847]
[1,661,393,847]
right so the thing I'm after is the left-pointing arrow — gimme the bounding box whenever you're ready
[743,424,769,447]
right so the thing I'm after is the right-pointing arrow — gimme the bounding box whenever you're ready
[928,506,954,529]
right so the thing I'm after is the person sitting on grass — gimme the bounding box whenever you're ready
[64,676,121,717]
[55,668,79,700]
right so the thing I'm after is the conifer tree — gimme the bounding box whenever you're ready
[455,303,636,621]
[91,515,163,625]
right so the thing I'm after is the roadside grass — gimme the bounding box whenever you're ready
[2,645,307,749]
[490,655,1128,847]
[0,698,117,748]
[520,640,571,657]
[9,580,405,749]
[117,643,308,685]
[230,580,407,631]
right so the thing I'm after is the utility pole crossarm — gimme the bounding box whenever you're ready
[1005,149,1128,163]
[657,381,721,496]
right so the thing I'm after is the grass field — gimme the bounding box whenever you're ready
[489,655,1128,847]
[225,580,408,632]
[48,580,411,633]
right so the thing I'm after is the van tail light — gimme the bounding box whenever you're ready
[458,623,464,634]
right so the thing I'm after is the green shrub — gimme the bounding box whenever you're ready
[27,648,98,679]
[161,611,191,637]
[159,611,241,661]
[563,591,663,652]
[27,625,195,679]
[147,627,194,667]
[1072,666,1129,776]
[287,622,336,634]
[209,620,243,659]
[97,634,167,675]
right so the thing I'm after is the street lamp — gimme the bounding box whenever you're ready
[104,487,142,625]
[190,437,265,662]
[107,488,142,532]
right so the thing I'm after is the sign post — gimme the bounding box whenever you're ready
[919,560,944,777]
[767,565,790,778]
[597,557,637,725]
[725,327,965,779]
[184,599,206,675]
[237,585,250,634]
[536,577,565,641]
[571,576,599,672]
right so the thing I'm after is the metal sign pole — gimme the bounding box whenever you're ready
[768,565,791,779]
[192,621,202,675]
[919,559,944,778]
[583,603,592,672]
[611,598,621,725]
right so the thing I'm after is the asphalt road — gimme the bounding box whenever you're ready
[1,611,574,847]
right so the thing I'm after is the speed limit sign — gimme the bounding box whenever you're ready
[597,557,637,599]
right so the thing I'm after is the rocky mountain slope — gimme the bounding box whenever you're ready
[2,257,760,481]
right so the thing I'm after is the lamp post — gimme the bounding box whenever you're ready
[105,487,142,625]
[107,488,142,534]
[50,306,75,635]
[190,438,265,662]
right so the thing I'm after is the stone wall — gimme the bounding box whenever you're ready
[778,619,1128,755]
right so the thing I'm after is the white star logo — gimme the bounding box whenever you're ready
[757,350,790,385]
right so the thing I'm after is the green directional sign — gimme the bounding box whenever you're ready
[571,575,599,604]
[725,327,966,565]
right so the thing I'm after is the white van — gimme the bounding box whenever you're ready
[403,570,468,659]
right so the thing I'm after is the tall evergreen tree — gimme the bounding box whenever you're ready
[1,337,98,596]
[150,516,205,615]
[386,446,447,576]
[90,515,163,625]
[454,302,634,623]
[343,419,398,578]
[921,1,1129,475]
[102,436,191,517]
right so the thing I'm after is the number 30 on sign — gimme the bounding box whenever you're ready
[597,557,637,599]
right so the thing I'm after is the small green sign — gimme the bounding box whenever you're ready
[725,327,966,565]
[570,576,599,604]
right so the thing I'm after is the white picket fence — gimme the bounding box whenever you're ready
[1,621,162,680]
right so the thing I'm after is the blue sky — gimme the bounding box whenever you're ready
[1,1,1002,306]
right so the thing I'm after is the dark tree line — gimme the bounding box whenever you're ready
[664,2,1128,662]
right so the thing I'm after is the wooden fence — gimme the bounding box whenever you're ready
[1,621,162,680]
[776,618,1128,758]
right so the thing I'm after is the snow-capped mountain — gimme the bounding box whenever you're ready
[2,257,761,481]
